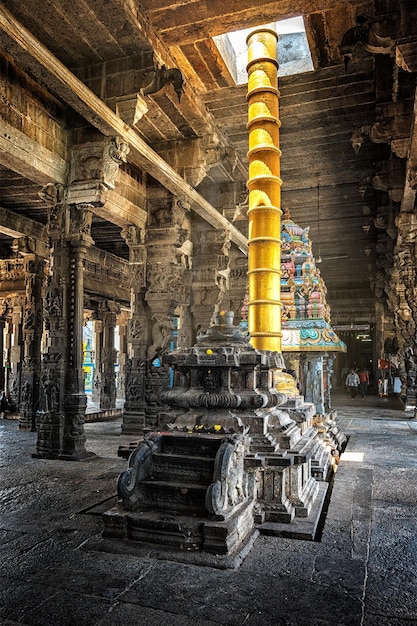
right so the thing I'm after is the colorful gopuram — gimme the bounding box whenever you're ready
[280,208,346,413]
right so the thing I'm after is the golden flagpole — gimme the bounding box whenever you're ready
[246,28,282,353]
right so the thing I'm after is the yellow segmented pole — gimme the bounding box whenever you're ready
[246,28,282,352]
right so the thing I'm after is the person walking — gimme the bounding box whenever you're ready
[346,368,360,398]
[358,368,369,397]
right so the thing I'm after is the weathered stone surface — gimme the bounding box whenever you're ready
[1,393,417,624]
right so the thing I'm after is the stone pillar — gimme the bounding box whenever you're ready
[324,354,334,411]
[8,298,23,411]
[304,355,325,415]
[375,301,394,363]
[0,255,22,406]
[19,252,45,431]
[92,319,102,402]
[0,315,5,393]
[98,302,118,410]
[35,195,95,459]
[62,211,94,459]
[116,312,129,400]
[121,225,148,434]
[214,229,232,317]
[3,313,13,395]
[35,136,129,458]
[145,193,190,429]
[35,189,68,458]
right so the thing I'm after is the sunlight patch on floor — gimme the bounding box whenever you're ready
[341,451,365,462]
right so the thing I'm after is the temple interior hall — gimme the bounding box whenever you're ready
[1,1,417,624]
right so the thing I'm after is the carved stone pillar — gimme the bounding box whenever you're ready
[36,192,68,458]
[324,354,334,411]
[98,302,118,410]
[92,319,103,403]
[214,229,232,318]
[62,212,94,458]
[3,313,13,395]
[116,312,129,400]
[375,301,394,363]
[0,315,5,393]
[145,194,190,429]
[229,255,249,326]
[303,355,325,415]
[121,225,148,434]
[191,223,231,331]
[19,253,45,431]
[35,193,94,459]
[172,197,193,348]
[8,298,24,412]
[0,252,26,406]
[35,135,129,459]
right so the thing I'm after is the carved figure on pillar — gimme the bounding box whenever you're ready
[69,204,94,241]
[125,358,146,405]
[68,136,129,193]
[147,315,174,361]
[121,226,147,291]
[35,358,64,458]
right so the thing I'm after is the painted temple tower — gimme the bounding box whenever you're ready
[280,208,346,413]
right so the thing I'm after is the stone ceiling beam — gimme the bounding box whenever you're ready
[104,190,147,229]
[141,0,366,45]
[0,4,248,254]
[0,206,47,241]
[0,118,147,230]
[0,117,66,185]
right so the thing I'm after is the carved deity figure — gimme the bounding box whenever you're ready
[147,316,174,360]
[44,290,63,318]
[40,374,60,414]
[69,205,93,238]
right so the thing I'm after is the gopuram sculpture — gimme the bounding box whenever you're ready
[279,209,346,414]
[102,28,346,563]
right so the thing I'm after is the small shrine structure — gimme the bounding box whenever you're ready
[100,28,346,565]
[280,209,346,414]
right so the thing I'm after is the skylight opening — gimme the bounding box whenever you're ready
[213,16,315,85]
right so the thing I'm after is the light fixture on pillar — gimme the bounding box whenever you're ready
[316,183,322,264]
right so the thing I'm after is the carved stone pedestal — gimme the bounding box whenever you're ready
[103,431,257,559]
[107,312,332,557]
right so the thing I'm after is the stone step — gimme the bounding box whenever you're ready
[138,480,208,515]
[158,433,221,457]
[103,509,205,549]
[152,452,215,484]
[119,432,223,460]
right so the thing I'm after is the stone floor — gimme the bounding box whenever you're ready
[1,390,417,626]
